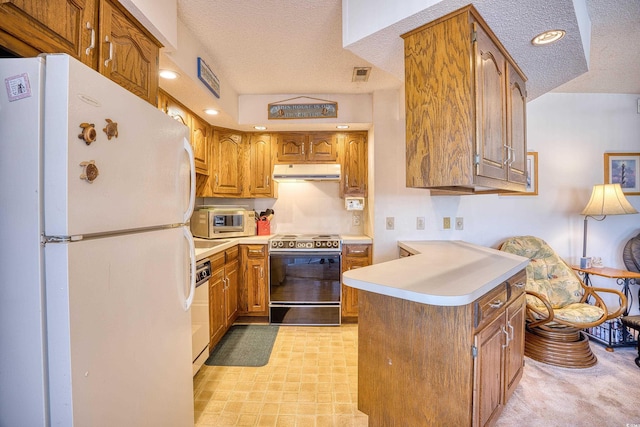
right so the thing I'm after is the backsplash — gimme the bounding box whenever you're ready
[199,181,365,236]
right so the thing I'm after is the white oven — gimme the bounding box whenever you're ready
[191,259,211,375]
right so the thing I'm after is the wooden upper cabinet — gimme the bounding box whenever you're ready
[340,132,367,197]
[212,130,243,195]
[98,0,160,105]
[0,0,161,105]
[248,133,275,197]
[308,133,338,162]
[158,89,210,176]
[402,5,527,194]
[475,21,507,183]
[274,133,307,163]
[0,0,98,67]
[189,113,211,176]
[275,132,338,163]
[507,63,527,186]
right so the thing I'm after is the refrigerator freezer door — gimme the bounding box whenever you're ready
[42,54,192,237]
[0,57,48,427]
[44,227,194,426]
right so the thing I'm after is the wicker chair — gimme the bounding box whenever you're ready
[500,236,626,368]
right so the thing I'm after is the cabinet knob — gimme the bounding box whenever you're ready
[489,300,504,309]
[85,22,95,56]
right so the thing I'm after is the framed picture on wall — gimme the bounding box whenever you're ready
[604,152,639,195]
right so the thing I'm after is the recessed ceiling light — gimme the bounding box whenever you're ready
[254,126,267,130]
[204,109,219,115]
[336,125,350,129]
[531,30,566,46]
[159,69,180,79]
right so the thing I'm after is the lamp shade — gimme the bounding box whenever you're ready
[581,184,638,216]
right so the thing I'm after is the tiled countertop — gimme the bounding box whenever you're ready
[342,240,528,306]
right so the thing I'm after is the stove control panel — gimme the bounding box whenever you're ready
[270,237,341,252]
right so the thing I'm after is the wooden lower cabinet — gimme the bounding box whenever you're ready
[208,246,239,350]
[341,244,372,320]
[238,244,268,316]
[358,269,526,426]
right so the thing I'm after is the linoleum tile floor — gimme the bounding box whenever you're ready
[193,324,368,427]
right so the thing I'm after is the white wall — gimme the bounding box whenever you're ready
[369,90,640,310]
[119,0,178,49]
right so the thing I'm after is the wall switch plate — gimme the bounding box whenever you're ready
[443,217,451,230]
[352,213,361,226]
[386,217,395,230]
[417,216,425,230]
[455,217,464,230]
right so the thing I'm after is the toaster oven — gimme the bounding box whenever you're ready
[190,207,256,239]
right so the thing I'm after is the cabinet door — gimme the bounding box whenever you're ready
[98,0,159,105]
[239,245,268,315]
[224,258,239,326]
[275,133,307,163]
[506,64,527,185]
[504,294,525,402]
[473,312,505,427]
[341,244,371,319]
[248,133,274,196]
[189,113,211,176]
[212,130,243,195]
[0,0,98,67]
[308,132,338,162]
[474,21,507,182]
[209,268,226,349]
[341,133,367,197]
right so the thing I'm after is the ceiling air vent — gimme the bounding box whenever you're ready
[352,67,371,82]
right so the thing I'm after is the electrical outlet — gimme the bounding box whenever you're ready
[443,217,451,230]
[417,216,425,230]
[386,217,395,230]
[455,217,464,230]
[352,213,361,226]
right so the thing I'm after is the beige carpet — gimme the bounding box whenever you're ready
[497,343,640,426]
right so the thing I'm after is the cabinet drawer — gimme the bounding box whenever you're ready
[209,251,225,271]
[225,246,239,262]
[507,269,527,299]
[344,244,370,257]
[474,283,508,329]
[244,244,266,258]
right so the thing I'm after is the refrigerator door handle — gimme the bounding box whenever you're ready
[183,137,196,223]
[183,227,196,311]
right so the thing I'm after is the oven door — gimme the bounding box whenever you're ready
[269,251,341,325]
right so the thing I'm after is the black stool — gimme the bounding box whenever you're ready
[621,315,640,368]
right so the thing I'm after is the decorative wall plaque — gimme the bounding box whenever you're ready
[268,96,337,119]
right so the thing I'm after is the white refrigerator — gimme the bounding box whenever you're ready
[0,54,197,426]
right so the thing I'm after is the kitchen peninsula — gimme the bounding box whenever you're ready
[342,241,529,426]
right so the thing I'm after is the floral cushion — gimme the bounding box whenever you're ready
[501,236,584,308]
[528,302,605,323]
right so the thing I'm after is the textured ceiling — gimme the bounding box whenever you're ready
[172,0,639,116]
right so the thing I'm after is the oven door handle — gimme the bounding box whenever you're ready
[269,251,342,257]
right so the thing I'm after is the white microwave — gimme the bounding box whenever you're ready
[190,208,256,239]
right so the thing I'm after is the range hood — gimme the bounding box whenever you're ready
[272,163,341,181]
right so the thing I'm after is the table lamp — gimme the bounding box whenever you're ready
[581,183,638,257]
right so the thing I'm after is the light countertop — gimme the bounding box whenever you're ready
[342,240,529,307]
[341,235,372,244]
[194,235,272,260]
